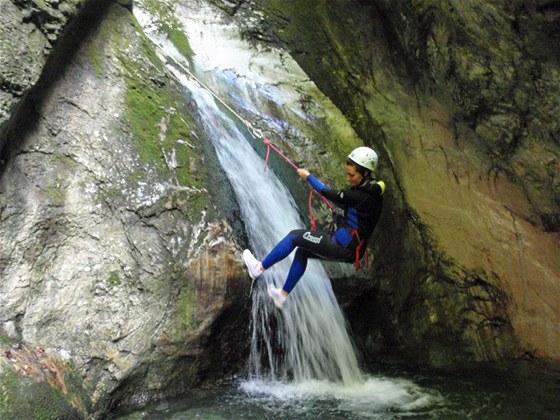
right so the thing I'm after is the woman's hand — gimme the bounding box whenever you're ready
[297,168,310,180]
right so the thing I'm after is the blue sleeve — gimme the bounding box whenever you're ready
[307,174,329,193]
[307,174,347,208]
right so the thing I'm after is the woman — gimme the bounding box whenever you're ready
[243,146,385,308]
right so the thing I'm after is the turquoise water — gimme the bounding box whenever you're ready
[113,359,560,419]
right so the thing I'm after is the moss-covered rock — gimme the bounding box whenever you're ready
[135,0,195,59]
[244,0,560,366]
[0,343,88,419]
[1,1,250,417]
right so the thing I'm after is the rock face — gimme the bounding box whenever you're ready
[1,1,250,417]
[0,0,86,136]
[241,0,560,365]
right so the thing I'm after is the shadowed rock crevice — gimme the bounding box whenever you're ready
[0,0,117,173]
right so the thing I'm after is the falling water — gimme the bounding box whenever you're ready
[134,3,363,386]
[171,71,363,385]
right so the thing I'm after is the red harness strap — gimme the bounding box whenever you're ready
[352,229,368,271]
[308,190,319,231]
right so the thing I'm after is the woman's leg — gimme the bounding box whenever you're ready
[244,229,308,282]
[261,229,304,269]
[279,230,349,294]
[263,229,350,308]
[282,248,310,293]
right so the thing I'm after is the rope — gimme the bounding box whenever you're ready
[250,130,334,211]
[252,128,299,172]
[308,190,319,230]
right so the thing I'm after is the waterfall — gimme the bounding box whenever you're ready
[130,6,445,417]
[180,76,363,385]
[134,3,363,387]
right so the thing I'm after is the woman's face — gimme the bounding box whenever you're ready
[345,164,363,187]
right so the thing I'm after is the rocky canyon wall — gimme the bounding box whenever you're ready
[1,1,250,417]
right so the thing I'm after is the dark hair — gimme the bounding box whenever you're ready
[346,158,372,178]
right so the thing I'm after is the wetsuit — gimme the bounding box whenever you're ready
[261,174,385,293]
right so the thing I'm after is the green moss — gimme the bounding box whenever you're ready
[167,25,194,58]
[107,271,121,287]
[119,28,204,200]
[123,78,197,187]
[63,361,91,414]
[178,284,196,330]
[124,78,165,166]
[85,39,104,78]
[0,369,81,420]
[99,186,123,200]
[136,0,194,59]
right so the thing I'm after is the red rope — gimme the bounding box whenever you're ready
[317,191,333,209]
[261,136,299,171]
[256,130,334,225]
[308,190,319,230]
[257,131,333,206]
[352,230,368,271]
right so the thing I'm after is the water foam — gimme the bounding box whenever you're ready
[239,376,442,418]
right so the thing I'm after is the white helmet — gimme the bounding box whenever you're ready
[348,146,378,172]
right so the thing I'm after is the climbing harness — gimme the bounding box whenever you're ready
[308,187,368,272]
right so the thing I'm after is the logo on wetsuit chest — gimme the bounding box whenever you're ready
[303,232,323,244]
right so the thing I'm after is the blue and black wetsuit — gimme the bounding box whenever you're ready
[261,174,385,293]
